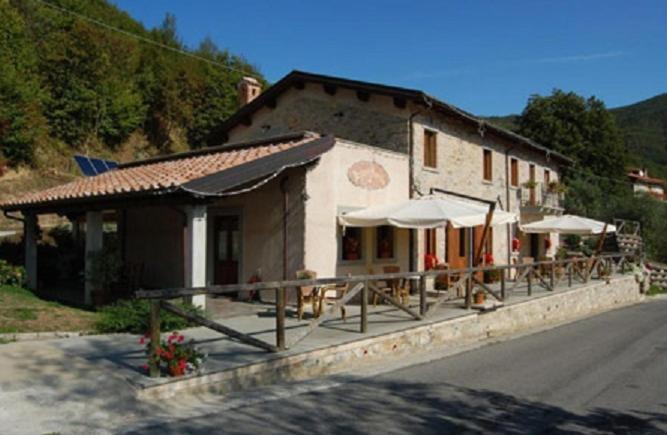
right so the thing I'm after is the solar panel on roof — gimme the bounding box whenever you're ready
[74,155,97,177]
[74,155,119,177]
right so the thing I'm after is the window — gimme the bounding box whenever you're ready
[510,158,519,187]
[458,228,466,257]
[423,129,437,168]
[425,229,437,255]
[483,149,492,181]
[375,226,394,259]
[341,227,363,261]
[544,169,551,185]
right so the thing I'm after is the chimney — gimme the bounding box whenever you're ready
[237,76,261,107]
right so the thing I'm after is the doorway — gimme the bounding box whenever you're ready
[213,215,241,285]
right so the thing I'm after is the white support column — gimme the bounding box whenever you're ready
[85,211,104,305]
[24,213,38,291]
[184,205,207,309]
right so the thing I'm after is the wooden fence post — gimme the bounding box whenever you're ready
[465,274,472,309]
[149,300,161,378]
[567,263,573,287]
[276,287,286,350]
[500,270,506,301]
[361,281,368,333]
[527,266,533,296]
[419,275,427,316]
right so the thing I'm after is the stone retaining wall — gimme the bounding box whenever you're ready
[135,276,641,399]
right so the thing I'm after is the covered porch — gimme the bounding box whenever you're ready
[0,132,335,308]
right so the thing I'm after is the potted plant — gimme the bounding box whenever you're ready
[522,180,538,189]
[483,269,501,284]
[140,331,207,377]
[473,290,485,305]
[548,181,567,194]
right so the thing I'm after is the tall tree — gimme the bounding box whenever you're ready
[517,90,627,178]
[0,1,45,165]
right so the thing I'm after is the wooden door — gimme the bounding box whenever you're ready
[446,224,468,269]
[214,215,241,285]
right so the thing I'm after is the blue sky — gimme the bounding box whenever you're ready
[111,0,666,115]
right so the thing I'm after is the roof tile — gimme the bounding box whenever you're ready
[1,133,317,208]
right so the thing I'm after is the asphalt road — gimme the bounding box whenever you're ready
[130,299,667,434]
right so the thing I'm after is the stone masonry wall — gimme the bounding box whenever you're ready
[227,83,410,154]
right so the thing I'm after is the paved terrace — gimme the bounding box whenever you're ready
[4,272,633,394]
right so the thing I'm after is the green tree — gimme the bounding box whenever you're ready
[0,2,45,165]
[517,90,627,178]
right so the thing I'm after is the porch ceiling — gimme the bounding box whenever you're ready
[0,132,333,213]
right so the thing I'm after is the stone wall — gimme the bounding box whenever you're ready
[412,114,562,268]
[227,81,564,269]
[227,84,410,154]
[137,276,642,399]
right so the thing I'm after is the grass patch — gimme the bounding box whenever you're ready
[96,299,204,334]
[0,285,98,333]
[647,284,667,296]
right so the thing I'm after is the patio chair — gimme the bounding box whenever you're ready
[368,267,393,307]
[295,269,319,321]
[317,279,350,321]
[381,266,410,306]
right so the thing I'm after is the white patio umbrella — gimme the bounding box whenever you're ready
[338,195,517,229]
[520,214,616,235]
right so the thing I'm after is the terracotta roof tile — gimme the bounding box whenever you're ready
[1,133,318,209]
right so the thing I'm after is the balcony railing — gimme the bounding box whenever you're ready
[518,182,564,210]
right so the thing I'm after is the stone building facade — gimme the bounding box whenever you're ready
[221,71,569,270]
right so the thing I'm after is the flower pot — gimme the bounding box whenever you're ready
[473,291,485,305]
[168,364,185,377]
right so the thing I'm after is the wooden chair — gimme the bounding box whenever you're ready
[295,269,319,321]
[381,266,410,306]
[317,280,350,321]
[368,267,392,307]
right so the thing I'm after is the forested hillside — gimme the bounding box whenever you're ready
[486,93,667,178]
[0,0,263,173]
[612,93,667,177]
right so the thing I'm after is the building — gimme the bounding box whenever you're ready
[628,168,665,200]
[0,71,572,307]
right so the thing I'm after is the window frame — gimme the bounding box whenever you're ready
[423,129,437,169]
[483,148,493,181]
[340,227,364,263]
[510,158,519,187]
[374,225,396,261]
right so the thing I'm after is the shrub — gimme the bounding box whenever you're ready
[95,299,204,334]
[0,260,26,287]
[647,285,667,296]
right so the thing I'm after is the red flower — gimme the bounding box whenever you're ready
[139,337,146,345]
[178,335,184,343]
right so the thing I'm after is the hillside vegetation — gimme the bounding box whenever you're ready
[486,93,667,178]
[0,0,263,173]
[612,93,667,177]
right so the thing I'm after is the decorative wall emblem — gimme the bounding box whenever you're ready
[347,161,390,190]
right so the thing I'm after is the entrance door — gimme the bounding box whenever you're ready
[446,224,468,269]
[530,233,540,259]
[214,215,241,285]
[447,224,486,281]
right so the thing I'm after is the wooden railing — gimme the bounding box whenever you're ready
[136,253,638,377]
